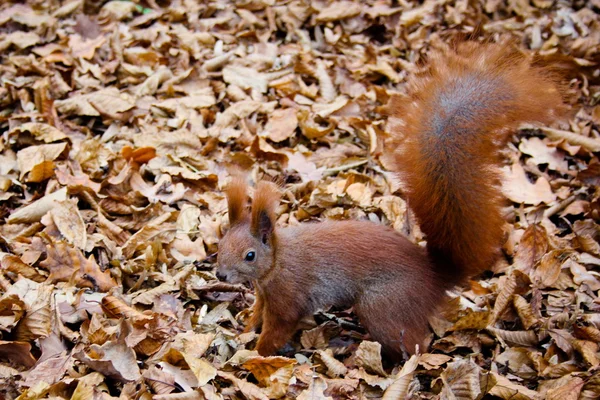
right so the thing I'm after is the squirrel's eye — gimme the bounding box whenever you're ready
[244,250,256,262]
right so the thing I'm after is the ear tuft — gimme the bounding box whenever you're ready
[251,181,281,244]
[225,175,249,226]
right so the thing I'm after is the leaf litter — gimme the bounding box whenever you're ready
[0,0,600,399]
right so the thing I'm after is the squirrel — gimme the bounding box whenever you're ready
[215,41,566,359]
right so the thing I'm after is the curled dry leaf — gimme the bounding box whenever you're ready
[487,327,540,347]
[9,122,67,143]
[300,322,337,350]
[382,353,419,400]
[489,372,542,400]
[101,295,153,324]
[0,294,25,330]
[7,187,67,224]
[242,356,297,391]
[1,253,46,282]
[317,349,348,377]
[519,137,569,173]
[419,353,452,370]
[491,271,530,323]
[242,357,296,388]
[218,371,270,400]
[513,295,540,330]
[0,340,36,368]
[354,341,387,377]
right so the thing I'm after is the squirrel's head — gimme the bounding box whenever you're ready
[216,177,280,284]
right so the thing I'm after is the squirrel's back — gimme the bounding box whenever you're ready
[385,41,566,282]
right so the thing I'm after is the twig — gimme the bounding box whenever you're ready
[543,187,588,218]
[194,281,250,293]
[322,159,369,176]
[530,125,600,152]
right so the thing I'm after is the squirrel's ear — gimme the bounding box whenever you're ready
[225,176,249,226]
[251,181,281,245]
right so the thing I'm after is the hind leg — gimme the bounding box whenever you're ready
[355,289,431,359]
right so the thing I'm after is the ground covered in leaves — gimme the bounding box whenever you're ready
[0,0,600,399]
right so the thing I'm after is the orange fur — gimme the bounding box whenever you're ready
[386,41,566,282]
[225,176,249,226]
[216,41,566,360]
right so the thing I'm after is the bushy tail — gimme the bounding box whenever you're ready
[386,41,566,282]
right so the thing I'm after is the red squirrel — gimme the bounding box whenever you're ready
[216,41,565,359]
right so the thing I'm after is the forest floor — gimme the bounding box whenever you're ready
[1,0,600,399]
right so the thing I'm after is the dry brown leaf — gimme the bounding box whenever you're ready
[487,327,539,347]
[1,253,46,282]
[502,163,556,205]
[262,108,298,142]
[315,1,362,22]
[514,224,549,273]
[382,353,419,400]
[0,294,25,330]
[419,353,452,370]
[23,354,70,387]
[14,283,52,341]
[75,339,142,382]
[243,356,297,385]
[182,354,217,387]
[41,242,116,291]
[242,356,296,398]
[317,349,348,377]
[16,143,67,182]
[439,359,481,400]
[0,340,36,368]
[301,323,337,350]
[519,137,569,173]
[450,310,491,331]
[55,88,135,117]
[46,199,87,250]
[143,365,176,395]
[297,376,333,400]
[491,271,530,323]
[7,187,68,224]
[489,372,542,400]
[354,341,387,377]
[9,122,67,143]
[546,376,585,400]
[223,65,269,93]
[512,295,540,330]
[572,340,600,368]
[218,371,270,400]
[101,295,153,324]
[533,250,570,288]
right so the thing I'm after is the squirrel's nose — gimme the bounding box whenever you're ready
[216,271,226,281]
